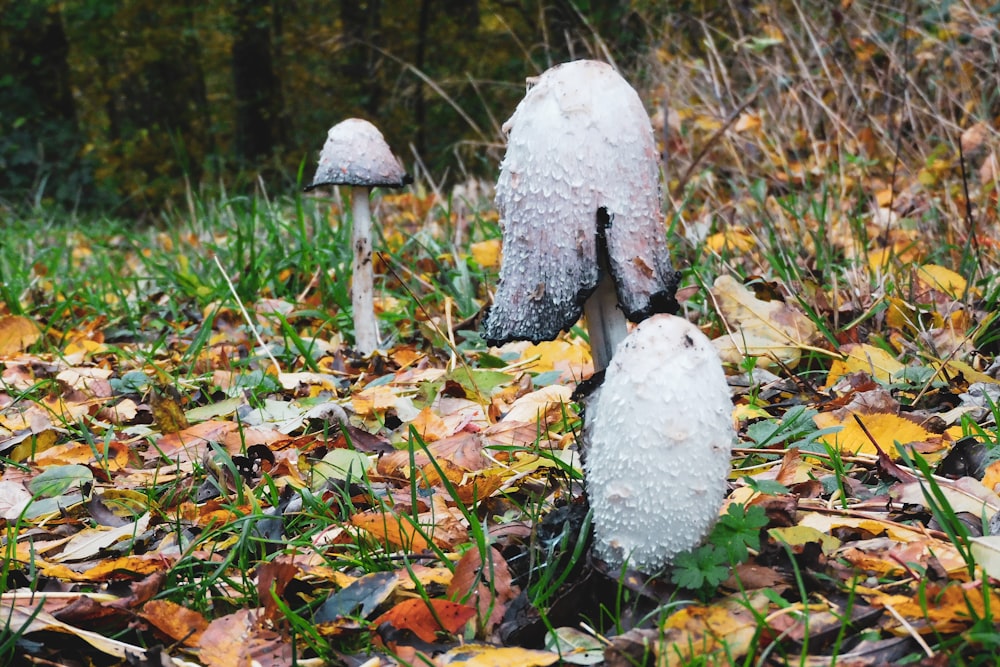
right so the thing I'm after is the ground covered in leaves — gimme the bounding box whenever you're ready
[4,2,1000,666]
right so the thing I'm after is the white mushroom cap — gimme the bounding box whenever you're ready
[484,60,678,346]
[305,118,410,190]
[585,314,733,572]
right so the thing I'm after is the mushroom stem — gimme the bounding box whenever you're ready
[350,185,379,354]
[582,269,628,373]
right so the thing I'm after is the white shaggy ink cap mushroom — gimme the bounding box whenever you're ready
[585,314,734,573]
[483,60,678,349]
[305,118,410,190]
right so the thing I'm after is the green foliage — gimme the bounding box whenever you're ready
[671,504,768,598]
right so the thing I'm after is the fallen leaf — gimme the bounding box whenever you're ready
[813,411,949,457]
[501,384,573,424]
[470,239,502,269]
[606,591,770,667]
[0,315,41,355]
[140,599,209,646]
[711,275,820,367]
[197,608,292,667]
[447,546,518,636]
[374,597,477,643]
[434,644,560,666]
[824,343,905,388]
[0,596,148,659]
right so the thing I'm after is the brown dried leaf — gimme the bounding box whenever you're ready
[197,608,292,667]
[446,546,519,637]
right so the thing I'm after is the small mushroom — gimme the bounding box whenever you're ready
[305,119,411,355]
[585,314,733,573]
[483,60,678,371]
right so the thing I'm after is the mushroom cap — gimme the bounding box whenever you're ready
[584,314,733,572]
[304,118,411,191]
[483,60,678,346]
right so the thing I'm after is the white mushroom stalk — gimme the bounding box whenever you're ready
[585,314,734,573]
[305,119,410,355]
[483,60,678,371]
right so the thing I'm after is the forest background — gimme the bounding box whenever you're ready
[0,0,682,215]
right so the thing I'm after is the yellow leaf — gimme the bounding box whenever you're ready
[469,239,502,269]
[433,644,559,666]
[823,343,904,388]
[733,403,770,421]
[0,315,41,356]
[649,591,770,666]
[867,584,1000,634]
[519,339,591,376]
[874,188,896,207]
[812,411,946,457]
[705,227,756,253]
[768,525,841,553]
[935,360,998,385]
[694,115,723,132]
[733,112,761,133]
[916,263,973,298]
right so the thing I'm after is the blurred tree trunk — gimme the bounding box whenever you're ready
[7,4,76,123]
[232,0,284,163]
[80,0,211,209]
[0,1,83,203]
[339,0,383,117]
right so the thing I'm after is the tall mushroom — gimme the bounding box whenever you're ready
[305,119,411,355]
[482,60,678,371]
[585,314,734,572]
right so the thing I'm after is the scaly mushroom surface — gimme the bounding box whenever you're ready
[483,60,678,370]
[585,314,733,572]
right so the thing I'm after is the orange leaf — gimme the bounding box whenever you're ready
[350,509,431,551]
[374,598,476,642]
[140,599,208,646]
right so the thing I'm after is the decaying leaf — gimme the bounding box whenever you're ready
[711,275,820,367]
[447,546,519,637]
[0,597,149,660]
[606,591,770,667]
[197,608,292,667]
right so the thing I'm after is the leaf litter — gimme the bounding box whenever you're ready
[5,4,1000,666]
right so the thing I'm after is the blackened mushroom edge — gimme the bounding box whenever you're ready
[483,60,679,371]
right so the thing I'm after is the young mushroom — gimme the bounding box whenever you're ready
[585,314,734,573]
[305,118,411,355]
[482,59,679,371]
